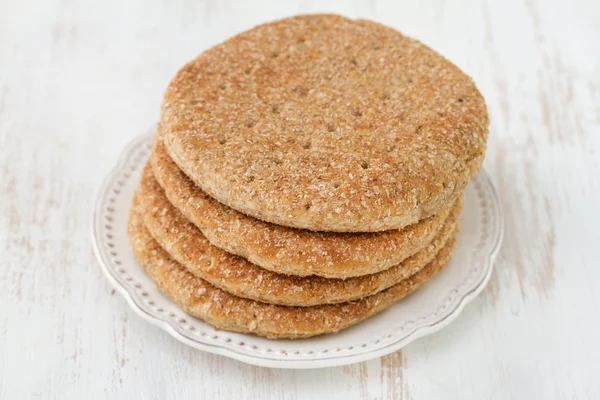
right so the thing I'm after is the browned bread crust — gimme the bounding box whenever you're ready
[161,14,488,232]
[128,199,455,338]
[137,162,460,306]
[151,135,458,278]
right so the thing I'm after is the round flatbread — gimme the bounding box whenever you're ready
[161,14,488,232]
[137,162,460,306]
[128,200,455,339]
[151,136,458,278]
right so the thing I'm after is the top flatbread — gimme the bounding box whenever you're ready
[161,14,488,232]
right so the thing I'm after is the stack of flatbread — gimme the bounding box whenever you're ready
[129,14,489,339]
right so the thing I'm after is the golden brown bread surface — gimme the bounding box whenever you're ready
[128,199,456,339]
[137,162,460,306]
[151,135,457,278]
[161,14,488,232]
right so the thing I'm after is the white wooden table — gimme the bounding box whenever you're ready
[1,0,599,398]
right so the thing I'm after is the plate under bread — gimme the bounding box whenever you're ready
[92,127,503,369]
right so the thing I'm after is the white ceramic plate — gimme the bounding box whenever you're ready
[92,128,503,369]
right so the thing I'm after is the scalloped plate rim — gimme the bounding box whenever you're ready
[91,127,503,369]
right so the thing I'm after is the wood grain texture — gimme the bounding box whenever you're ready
[1,0,598,398]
